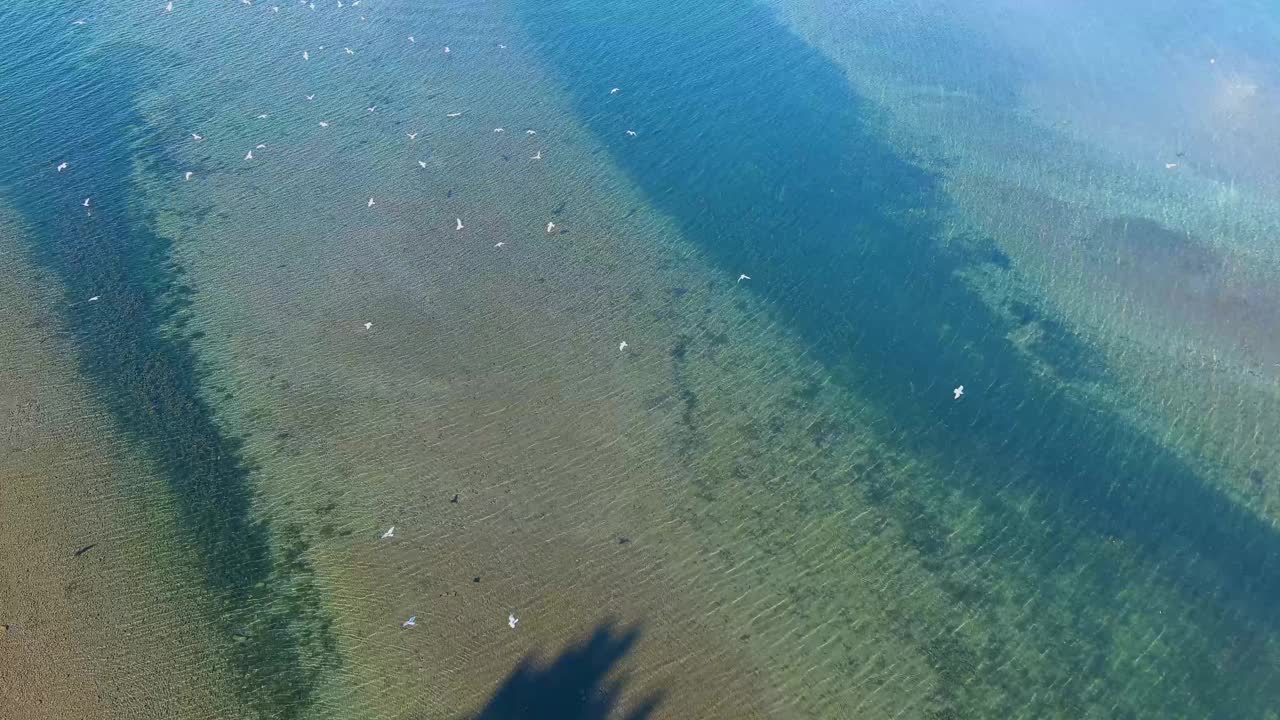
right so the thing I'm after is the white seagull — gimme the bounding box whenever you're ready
[367,106,377,113]
[402,616,417,628]
[184,171,193,181]
[625,130,636,136]
[319,121,329,127]
[56,162,68,172]
[610,87,620,94]
[494,242,504,248]
[446,112,462,118]
[345,47,354,55]
[493,127,505,133]
[508,613,519,629]
[456,218,464,231]
[82,197,91,207]
[530,150,542,160]
[191,133,203,141]
[245,150,254,160]
[953,385,965,400]
[417,160,427,169]
[367,197,375,207]
[302,50,309,61]
[738,274,750,283]
[305,94,315,101]
[381,526,395,539]
[526,129,536,135]
[619,341,628,352]
[88,296,100,302]
[408,36,415,43]
[443,46,450,54]
[545,221,556,233]
[363,321,373,330]
[407,132,418,140]
[165,1,173,12]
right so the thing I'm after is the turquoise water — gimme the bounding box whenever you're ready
[2,1,1279,719]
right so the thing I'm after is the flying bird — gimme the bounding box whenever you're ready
[302,50,309,60]
[191,133,203,141]
[953,385,965,400]
[407,132,418,140]
[184,171,193,181]
[245,150,254,160]
[88,296,100,302]
[619,341,628,352]
[364,321,373,330]
[381,526,395,539]
[402,616,417,628]
[610,88,620,94]
[56,162,68,172]
[738,274,750,282]
[530,150,542,160]
[82,197,91,207]
[456,218,464,230]
[446,112,462,118]
[417,160,427,168]
[625,130,636,136]
[165,1,173,12]
[545,221,556,233]
[494,242,504,248]
[319,121,329,127]
[305,94,315,101]
[508,613,519,629]
[367,197,375,207]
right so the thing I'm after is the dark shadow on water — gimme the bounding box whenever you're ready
[516,0,1280,714]
[464,621,662,720]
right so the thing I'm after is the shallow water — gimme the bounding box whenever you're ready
[2,1,1279,719]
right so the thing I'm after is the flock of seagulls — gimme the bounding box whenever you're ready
[61,1,974,643]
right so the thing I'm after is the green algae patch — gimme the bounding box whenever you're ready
[0,34,338,720]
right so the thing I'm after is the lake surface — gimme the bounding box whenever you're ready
[2,1,1279,719]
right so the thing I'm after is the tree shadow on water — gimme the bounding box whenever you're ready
[465,621,662,720]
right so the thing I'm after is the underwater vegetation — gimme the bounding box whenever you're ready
[0,30,337,720]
